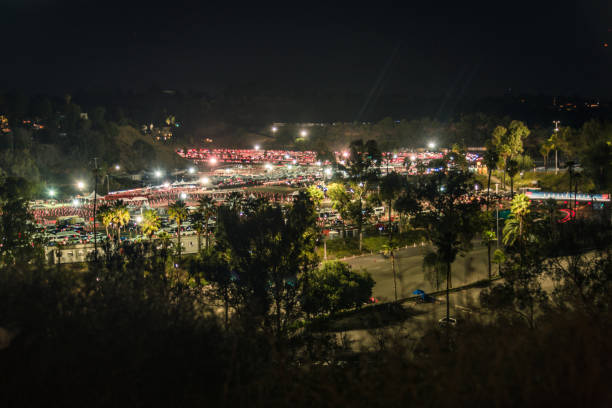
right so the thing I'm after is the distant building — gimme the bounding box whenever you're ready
[0,115,11,133]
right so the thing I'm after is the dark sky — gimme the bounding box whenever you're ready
[1,0,610,97]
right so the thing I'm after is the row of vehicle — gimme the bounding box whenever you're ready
[37,223,108,246]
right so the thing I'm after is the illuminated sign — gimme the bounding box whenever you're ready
[525,191,610,202]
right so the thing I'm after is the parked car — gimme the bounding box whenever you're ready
[438,317,457,327]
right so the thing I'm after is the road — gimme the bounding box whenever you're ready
[330,245,492,349]
[343,244,491,302]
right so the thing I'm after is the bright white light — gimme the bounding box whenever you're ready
[188,167,195,174]
[316,161,322,166]
[154,170,162,178]
[410,155,416,161]
[136,215,143,224]
[254,144,260,151]
[287,165,293,170]
[265,163,273,170]
[284,154,290,159]
[180,192,187,200]
[271,126,278,133]
[72,199,79,206]
[209,157,217,165]
[115,164,120,171]
[200,177,210,184]
[324,168,332,176]
[48,188,56,197]
[76,181,85,190]
[292,159,297,165]
[339,160,345,165]
[342,151,349,158]
[300,129,308,137]
[163,182,170,188]
[428,142,436,150]
[393,154,398,159]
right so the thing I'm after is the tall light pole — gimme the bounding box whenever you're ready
[553,120,560,175]
[92,158,99,260]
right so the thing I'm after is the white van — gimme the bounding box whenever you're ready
[373,206,385,216]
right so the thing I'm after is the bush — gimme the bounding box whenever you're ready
[302,260,374,316]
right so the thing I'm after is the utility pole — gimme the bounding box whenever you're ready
[92,158,99,260]
[553,120,560,175]
[496,202,500,249]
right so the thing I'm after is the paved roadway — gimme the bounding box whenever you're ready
[332,244,493,349]
[343,244,491,302]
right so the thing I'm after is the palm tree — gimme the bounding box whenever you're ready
[542,198,559,232]
[140,209,161,238]
[382,241,399,301]
[422,251,447,291]
[97,204,114,239]
[540,142,552,169]
[226,192,243,214]
[198,196,216,250]
[483,147,499,211]
[482,230,497,280]
[168,200,189,258]
[502,194,531,247]
[403,156,412,171]
[112,201,130,242]
[189,211,205,253]
[506,158,520,197]
[565,161,579,215]
[189,196,216,253]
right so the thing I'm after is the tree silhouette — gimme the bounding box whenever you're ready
[140,209,160,238]
[111,200,130,242]
[168,200,189,259]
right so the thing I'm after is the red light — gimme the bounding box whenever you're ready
[564,201,567,204]
[588,202,591,205]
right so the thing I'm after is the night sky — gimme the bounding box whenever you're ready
[1,0,610,97]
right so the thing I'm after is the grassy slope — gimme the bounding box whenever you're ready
[115,125,188,172]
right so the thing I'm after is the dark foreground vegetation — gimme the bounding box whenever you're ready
[1,247,610,407]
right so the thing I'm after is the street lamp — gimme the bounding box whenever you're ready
[72,198,79,207]
[428,142,436,150]
[254,144,260,151]
[209,157,217,165]
[300,129,308,138]
[200,177,210,185]
[188,167,195,174]
[76,180,85,190]
[180,192,187,200]
[271,126,278,133]
[114,164,120,171]
[553,120,560,174]
[48,188,56,198]
[154,170,163,178]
